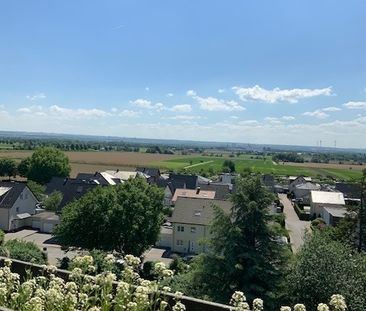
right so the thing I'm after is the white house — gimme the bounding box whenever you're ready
[310,190,345,219]
[0,182,39,231]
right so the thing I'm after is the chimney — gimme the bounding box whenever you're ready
[196,186,201,194]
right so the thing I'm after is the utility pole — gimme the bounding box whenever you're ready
[358,169,366,252]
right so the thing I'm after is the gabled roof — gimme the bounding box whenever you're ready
[335,182,362,199]
[310,191,345,205]
[261,175,275,187]
[169,174,198,190]
[171,197,232,225]
[295,182,321,190]
[0,181,27,209]
[172,188,216,203]
[136,167,160,178]
[199,183,231,200]
[289,176,312,183]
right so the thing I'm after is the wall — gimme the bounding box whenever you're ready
[172,223,207,254]
[0,208,9,231]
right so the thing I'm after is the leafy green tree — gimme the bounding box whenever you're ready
[222,159,235,172]
[17,158,30,177]
[55,177,164,256]
[174,176,290,308]
[285,230,366,311]
[0,239,47,264]
[27,147,71,184]
[43,191,63,213]
[27,180,46,201]
[0,158,17,179]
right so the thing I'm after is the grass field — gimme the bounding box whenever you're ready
[0,150,363,181]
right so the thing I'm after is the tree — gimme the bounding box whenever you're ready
[285,230,366,311]
[43,191,63,213]
[0,158,17,179]
[17,158,30,177]
[55,177,164,256]
[27,180,46,201]
[26,147,71,184]
[222,159,235,172]
[174,176,290,309]
[0,238,47,265]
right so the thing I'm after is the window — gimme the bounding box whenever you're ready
[19,193,23,200]
[177,225,184,232]
[16,207,19,213]
[191,227,196,233]
[176,240,183,246]
[24,193,28,199]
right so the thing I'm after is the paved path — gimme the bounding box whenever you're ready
[184,160,213,169]
[278,194,310,253]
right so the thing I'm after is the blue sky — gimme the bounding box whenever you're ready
[0,0,366,148]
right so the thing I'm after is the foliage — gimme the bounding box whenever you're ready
[26,180,46,201]
[43,191,63,212]
[55,178,164,256]
[0,254,184,311]
[0,230,5,246]
[223,159,236,172]
[171,176,290,310]
[0,158,17,178]
[1,239,47,265]
[26,147,71,184]
[17,158,30,177]
[285,230,366,311]
[272,153,304,163]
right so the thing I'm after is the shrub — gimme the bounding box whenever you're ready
[3,239,47,265]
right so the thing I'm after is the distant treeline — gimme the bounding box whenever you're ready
[272,152,305,163]
[272,151,366,164]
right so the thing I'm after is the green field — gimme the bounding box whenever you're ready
[151,155,363,181]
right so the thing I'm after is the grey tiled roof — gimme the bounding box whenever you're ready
[0,181,27,209]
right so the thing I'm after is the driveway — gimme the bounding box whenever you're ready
[278,194,310,253]
[143,247,172,266]
[5,230,80,266]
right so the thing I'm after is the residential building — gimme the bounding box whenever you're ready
[171,188,216,205]
[292,182,321,204]
[168,174,198,190]
[261,174,275,192]
[322,206,348,226]
[310,190,345,218]
[199,183,232,200]
[289,176,312,193]
[335,182,362,202]
[171,197,232,254]
[136,167,161,183]
[0,181,38,231]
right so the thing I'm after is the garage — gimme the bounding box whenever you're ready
[28,212,60,233]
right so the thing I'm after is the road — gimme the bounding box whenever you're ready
[278,194,310,253]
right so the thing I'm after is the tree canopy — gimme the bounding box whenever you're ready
[55,177,164,256]
[170,176,290,309]
[26,147,71,184]
[0,158,17,179]
[222,159,235,172]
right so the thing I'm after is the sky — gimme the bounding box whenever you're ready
[0,0,366,148]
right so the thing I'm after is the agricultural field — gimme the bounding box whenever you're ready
[0,150,363,181]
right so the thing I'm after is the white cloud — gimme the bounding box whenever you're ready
[145,87,150,91]
[186,90,197,96]
[169,104,192,113]
[193,95,245,111]
[282,115,295,121]
[26,92,46,101]
[303,109,329,119]
[118,110,140,117]
[131,98,153,109]
[232,85,333,103]
[49,105,110,119]
[230,116,239,119]
[343,101,366,109]
[322,106,341,112]
[168,115,202,120]
[166,93,174,97]
[218,89,225,93]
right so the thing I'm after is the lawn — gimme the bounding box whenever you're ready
[151,155,363,181]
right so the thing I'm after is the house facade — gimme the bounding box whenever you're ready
[0,182,39,231]
[171,197,232,254]
[310,190,345,218]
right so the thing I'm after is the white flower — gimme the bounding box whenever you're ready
[230,291,246,305]
[172,301,186,311]
[174,291,184,300]
[317,303,330,311]
[294,304,306,311]
[253,298,264,311]
[125,255,141,267]
[4,258,12,267]
[329,294,347,311]
[280,307,292,311]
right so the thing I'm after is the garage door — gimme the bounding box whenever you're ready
[32,221,42,230]
[43,223,54,233]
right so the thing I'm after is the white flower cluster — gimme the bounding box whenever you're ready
[153,262,174,280]
[0,256,181,311]
[329,294,347,311]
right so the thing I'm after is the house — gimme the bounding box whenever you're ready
[171,188,216,205]
[101,170,138,185]
[0,181,39,231]
[322,206,348,226]
[199,183,232,200]
[261,175,275,192]
[46,177,99,208]
[335,182,362,202]
[156,179,186,206]
[136,167,161,183]
[292,182,321,204]
[171,197,232,254]
[168,174,198,190]
[310,190,345,219]
[289,176,312,193]
[27,211,60,233]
